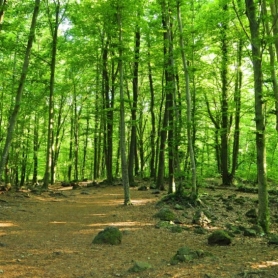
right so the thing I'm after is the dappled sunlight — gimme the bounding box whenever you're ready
[77,226,144,235]
[131,198,156,205]
[103,193,122,197]
[0,221,17,227]
[49,221,67,224]
[251,260,278,269]
[87,221,153,228]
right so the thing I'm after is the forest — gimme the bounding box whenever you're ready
[0,0,278,233]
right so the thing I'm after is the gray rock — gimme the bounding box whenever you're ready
[192,210,211,227]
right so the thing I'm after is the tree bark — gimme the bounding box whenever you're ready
[128,21,140,186]
[117,2,131,205]
[0,0,40,180]
[176,0,197,197]
[245,0,269,233]
[231,39,243,178]
[265,0,278,131]
[43,0,60,188]
[147,45,156,179]
[219,3,231,186]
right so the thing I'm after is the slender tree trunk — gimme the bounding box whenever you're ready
[117,2,131,205]
[32,114,39,185]
[166,14,176,194]
[51,96,66,184]
[219,3,231,186]
[128,22,140,186]
[176,0,197,197]
[264,0,278,131]
[204,94,221,173]
[43,0,60,188]
[74,99,79,181]
[0,0,40,180]
[93,61,100,180]
[68,115,74,181]
[102,38,115,183]
[245,0,269,233]
[231,39,243,178]
[147,46,156,179]
[156,0,175,191]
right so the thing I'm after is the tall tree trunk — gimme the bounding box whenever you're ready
[156,0,175,191]
[102,38,114,183]
[264,0,278,131]
[51,96,66,184]
[245,0,269,233]
[68,115,74,181]
[32,114,39,185]
[0,0,40,180]
[231,39,243,178]
[81,114,89,180]
[220,3,231,186]
[176,0,197,197]
[128,21,140,186]
[43,0,60,189]
[117,2,131,205]
[147,46,156,179]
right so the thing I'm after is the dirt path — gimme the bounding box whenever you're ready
[0,184,278,277]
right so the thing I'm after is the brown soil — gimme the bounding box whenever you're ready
[1,182,278,278]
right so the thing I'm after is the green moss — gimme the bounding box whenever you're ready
[92,226,122,245]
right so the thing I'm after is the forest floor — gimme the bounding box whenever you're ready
[1,180,278,278]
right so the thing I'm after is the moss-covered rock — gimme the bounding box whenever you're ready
[268,233,278,245]
[128,261,152,273]
[154,208,176,221]
[170,225,183,233]
[243,228,257,237]
[208,230,232,246]
[92,226,122,245]
[171,246,211,265]
[245,208,258,219]
[155,220,175,229]
[171,246,199,264]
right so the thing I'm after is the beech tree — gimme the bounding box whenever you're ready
[245,0,269,232]
[0,0,40,180]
